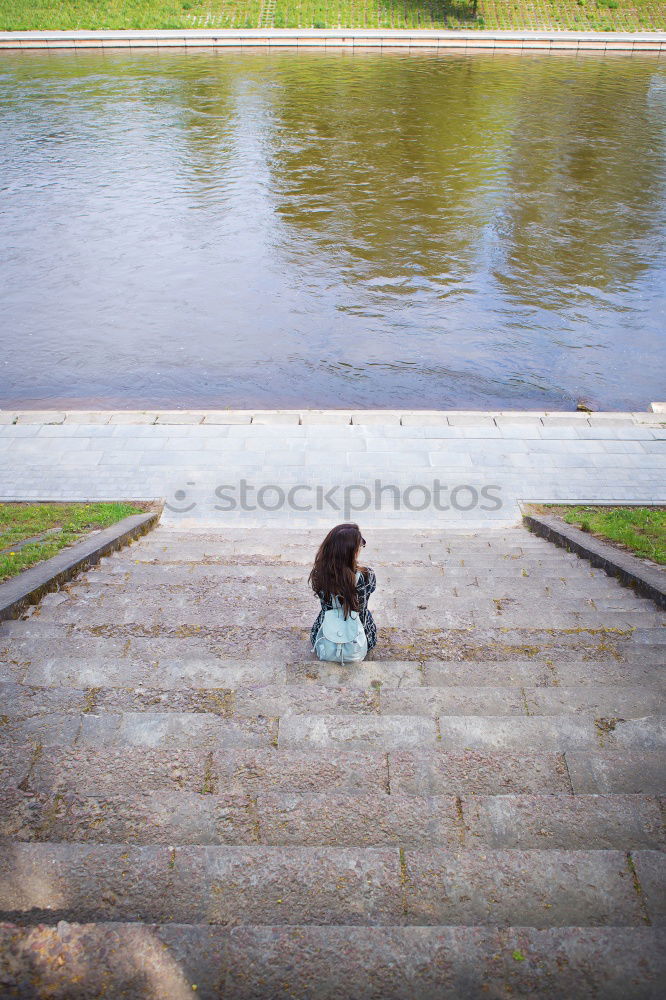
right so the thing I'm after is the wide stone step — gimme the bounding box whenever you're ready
[277,714,665,751]
[70,578,653,613]
[12,708,662,752]
[0,844,659,927]
[30,596,662,630]
[86,561,619,582]
[102,557,596,574]
[4,622,664,662]
[42,582,657,616]
[125,537,571,557]
[3,654,664,693]
[7,744,663,798]
[1,922,663,999]
[2,681,663,721]
[1,790,662,851]
[133,529,551,545]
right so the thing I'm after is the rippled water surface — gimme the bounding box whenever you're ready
[1,51,665,409]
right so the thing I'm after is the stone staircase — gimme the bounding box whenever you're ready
[0,524,664,998]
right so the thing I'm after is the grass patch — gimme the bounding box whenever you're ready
[0,502,147,582]
[538,504,666,565]
[0,0,663,31]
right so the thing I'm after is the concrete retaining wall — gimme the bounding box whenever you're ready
[0,29,664,52]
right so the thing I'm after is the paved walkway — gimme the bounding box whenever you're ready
[0,409,663,528]
[1,28,665,52]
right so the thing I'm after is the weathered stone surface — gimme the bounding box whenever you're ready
[223,926,666,1000]
[78,712,276,749]
[380,687,526,716]
[18,747,389,796]
[463,794,665,850]
[0,921,228,1000]
[631,850,666,925]
[0,520,664,988]
[1,923,664,999]
[0,682,90,718]
[402,849,646,926]
[204,847,403,926]
[0,789,258,845]
[565,751,666,794]
[279,715,437,750]
[424,658,666,688]
[286,659,424,688]
[233,684,379,716]
[388,750,572,795]
[224,925,503,999]
[525,686,664,717]
[0,844,207,922]
[253,792,460,848]
[0,748,30,789]
[608,716,666,749]
[22,657,286,690]
[0,789,465,849]
[493,926,666,1000]
[24,746,210,795]
[1,714,81,747]
[432,716,600,750]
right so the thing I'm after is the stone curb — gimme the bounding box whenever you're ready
[0,29,665,51]
[0,510,161,622]
[522,511,666,609]
[1,408,665,426]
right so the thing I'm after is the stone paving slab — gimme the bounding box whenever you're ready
[632,851,666,925]
[462,794,664,850]
[10,744,581,797]
[388,750,573,795]
[565,751,666,794]
[0,921,229,1000]
[402,849,649,926]
[279,715,438,750]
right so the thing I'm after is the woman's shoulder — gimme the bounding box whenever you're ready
[356,566,376,585]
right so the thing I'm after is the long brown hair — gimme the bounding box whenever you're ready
[309,522,365,618]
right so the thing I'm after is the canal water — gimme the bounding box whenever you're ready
[0,50,664,410]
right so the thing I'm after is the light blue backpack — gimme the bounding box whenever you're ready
[312,571,368,665]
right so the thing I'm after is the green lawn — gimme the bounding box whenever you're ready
[539,504,666,565]
[0,502,146,582]
[0,0,664,31]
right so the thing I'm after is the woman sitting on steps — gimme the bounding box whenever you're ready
[309,522,377,662]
